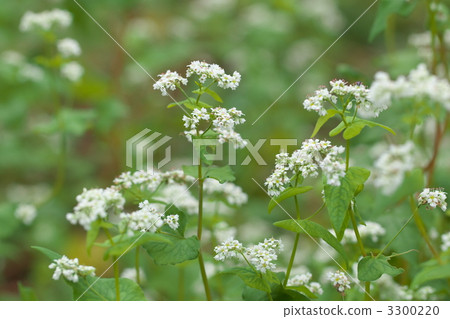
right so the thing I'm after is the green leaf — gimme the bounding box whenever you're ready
[143,235,200,265]
[343,121,367,140]
[369,0,419,41]
[324,167,370,240]
[411,262,450,288]
[183,100,213,110]
[204,165,235,183]
[285,286,318,299]
[182,165,198,179]
[167,99,189,109]
[358,119,395,135]
[311,109,341,138]
[220,267,271,292]
[70,277,146,301]
[358,255,404,281]
[329,121,345,137]
[104,232,171,259]
[31,246,62,261]
[18,282,38,301]
[205,88,223,102]
[274,219,348,266]
[268,186,313,214]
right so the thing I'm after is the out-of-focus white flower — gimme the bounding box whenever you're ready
[49,256,95,283]
[368,64,450,114]
[57,38,81,57]
[418,188,447,211]
[414,286,436,301]
[121,267,146,283]
[19,63,45,82]
[153,70,187,96]
[213,221,237,243]
[377,274,413,301]
[66,187,125,230]
[337,221,386,244]
[327,270,351,294]
[156,183,198,215]
[203,178,248,206]
[287,272,312,286]
[265,139,345,197]
[441,232,450,252]
[61,61,84,82]
[1,50,25,66]
[14,204,37,225]
[308,282,324,295]
[371,141,416,195]
[20,9,72,32]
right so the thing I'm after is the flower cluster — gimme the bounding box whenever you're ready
[214,237,283,273]
[183,107,247,148]
[287,272,323,295]
[57,38,82,58]
[441,232,450,252]
[153,70,188,96]
[14,203,37,225]
[156,184,198,215]
[368,64,450,114]
[61,61,84,82]
[66,187,125,230]
[265,139,345,196]
[418,188,447,212]
[120,200,179,233]
[327,270,351,294]
[339,221,386,244]
[303,79,373,117]
[371,141,416,195]
[121,267,146,283]
[186,60,241,90]
[114,169,195,192]
[49,256,96,283]
[20,9,72,32]
[203,178,248,206]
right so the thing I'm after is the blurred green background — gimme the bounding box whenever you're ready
[1,0,448,300]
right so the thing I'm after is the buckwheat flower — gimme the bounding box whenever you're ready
[302,87,334,116]
[153,70,188,96]
[214,238,244,261]
[67,187,125,230]
[20,9,72,32]
[213,221,237,243]
[1,50,24,66]
[156,183,198,215]
[217,71,241,90]
[61,61,84,82]
[377,274,413,301]
[415,286,436,301]
[14,203,37,225]
[114,170,162,192]
[19,63,44,82]
[245,238,283,273]
[49,256,95,283]
[337,221,385,244]
[121,267,146,283]
[418,188,447,211]
[120,200,164,233]
[203,178,248,206]
[307,282,324,295]
[329,79,349,96]
[327,270,351,294]
[161,170,196,184]
[441,232,450,252]
[57,38,82,58]
[372,141,416,195]
[182,107,210,130]
[287,272,312,286]
[163,214,179,230]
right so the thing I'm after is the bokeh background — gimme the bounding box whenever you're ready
[1,0,448,300]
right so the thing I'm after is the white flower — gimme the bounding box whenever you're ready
[19,63,45,82]
[120,200,164,233]
[20,9,72,32]
[441,232,450,252]
[14,204,37,225]
[371,141,416,195]
[414,286,436,301]
[1,50,25,66]
[57,38,82,57]
[213,221,237,243]
[186,61,241,89]
[337,221,386,244]
[287,272,312,286]
[203,178,248,206]
[245,238,283,273]
[153,70,187,96]
[327,270,351,294]
[114,170,163,192]
[307,282,324,295]
[121,267,146,283]
[214,238,244,261]
[61,62,84,82]
[66,187,125,230]
[266,139,345,197]
[377,274,413,300]
[418,188,447,211]
[163,214,180,230]
[49,256,95,283]
[156,183,198,215]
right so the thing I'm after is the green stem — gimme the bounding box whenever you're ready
[364,282,372,301]
[178,266,185,301]
[349,207,366,257]
[377,214,415,258]
[305,202,326,221]
[135,246,140,285]
[409,196,442,264]
[197,159,212,301]
[345,139,350,171]
[104,228,120,301]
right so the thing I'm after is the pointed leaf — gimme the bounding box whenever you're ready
[329,121,346,137]
[268,186,313,214]
[358,255,404,281]
[31,246,62,261]
[411,263,450,288]
[143,235,200,265]
[311,109,341,138]
[220,267,271,292]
